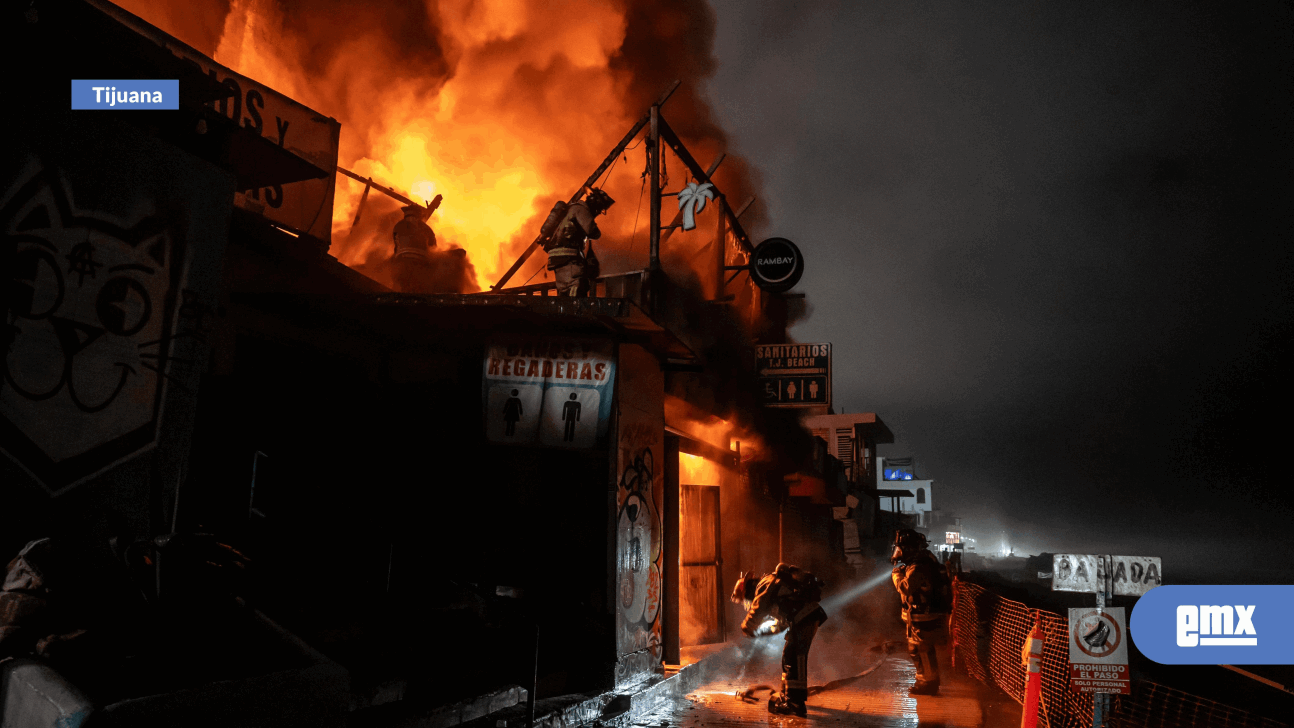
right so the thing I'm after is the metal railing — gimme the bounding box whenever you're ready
[469,270,647,300]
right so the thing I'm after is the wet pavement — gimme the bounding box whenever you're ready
[636,646,1021,728]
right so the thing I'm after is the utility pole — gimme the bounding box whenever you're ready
[1093,555,1114,728]
[714,195,727,300]
[643,104,663,315]
[491,80,679,291]
[778,499,785,564]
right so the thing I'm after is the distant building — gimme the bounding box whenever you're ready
[799,413,894,569]
[801,412,893,485]
[875,456,934,527]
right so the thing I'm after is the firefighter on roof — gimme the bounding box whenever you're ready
[891,528,952,695]
[731,563,828,717]
[392,200,438,293]
[541,188,613,296]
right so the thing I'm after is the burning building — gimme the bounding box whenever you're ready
[0,0,853,723]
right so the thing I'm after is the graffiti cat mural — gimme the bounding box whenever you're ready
[2,162,184,492]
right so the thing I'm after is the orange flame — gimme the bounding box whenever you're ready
[197,0,674,290]
[679,452,723,487]
[118,0,754,294]
[665,396,764,464]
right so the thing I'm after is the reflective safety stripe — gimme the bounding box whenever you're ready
[786,679,808,688]
[546,247,581,257]
[903,611,945,622]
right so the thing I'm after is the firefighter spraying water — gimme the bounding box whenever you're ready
[890,529,952,696]
[730,564,828,717]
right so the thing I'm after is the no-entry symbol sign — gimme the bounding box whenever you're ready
[1068,607,1131,695]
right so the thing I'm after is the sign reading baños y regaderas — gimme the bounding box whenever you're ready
[482,339,616,449]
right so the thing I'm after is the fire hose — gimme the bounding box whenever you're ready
[735,641,896,703]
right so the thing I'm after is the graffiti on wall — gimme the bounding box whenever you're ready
[615,421,663,686]
[2,161,185,492]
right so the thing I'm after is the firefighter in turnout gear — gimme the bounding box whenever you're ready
[891,529,951,695]
[392,201,438,293]
[732,564,828,717]
[542,188,613,296]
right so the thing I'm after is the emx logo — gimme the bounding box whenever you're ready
[1177,605,1257,647]
[1131,585,1293,664]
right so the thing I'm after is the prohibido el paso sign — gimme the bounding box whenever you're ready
[1069,607,1131,695]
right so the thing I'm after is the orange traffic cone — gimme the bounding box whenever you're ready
[1020,613,1045,728]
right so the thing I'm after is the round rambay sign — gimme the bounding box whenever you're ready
[749,237,804,293]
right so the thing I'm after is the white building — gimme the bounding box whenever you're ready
[801,412,893,484]
[875,456,934,527]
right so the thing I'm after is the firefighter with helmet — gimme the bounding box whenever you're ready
[541,188,614,296]
[392,200,437,293]
[731,564,828,717]
[891,528,951,695]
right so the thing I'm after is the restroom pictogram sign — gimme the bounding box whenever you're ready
[756,343,830,409]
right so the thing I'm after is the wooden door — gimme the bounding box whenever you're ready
[679,484,724,646]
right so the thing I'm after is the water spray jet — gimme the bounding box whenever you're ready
[819,567,894,615]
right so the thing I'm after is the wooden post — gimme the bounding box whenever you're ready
[528,624,539,728]
[336,167,435,212]
[1093,555,1113,728]
[663,435,680,666]
[713,480,725,641]
[493,80,680,290]
[714,195,727,300]
[648,105,661,271]
[350,181,372,230]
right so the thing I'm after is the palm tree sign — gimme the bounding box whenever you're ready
[677,181,715,231]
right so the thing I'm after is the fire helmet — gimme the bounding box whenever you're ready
[585,188,615,214]
[730,571,759,605]
[891,528,928,564]
[401,204,430,220]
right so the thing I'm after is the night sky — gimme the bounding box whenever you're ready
[705,1,1294,579]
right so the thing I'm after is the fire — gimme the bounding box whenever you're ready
[200,0,648,291]
[666,396,768,468]
[688,418,733,452]
[117,0,753,293]
[410,180,436,206]
[679,453,723,487]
